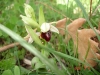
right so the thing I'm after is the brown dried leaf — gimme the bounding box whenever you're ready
[56,18,100,68]
[76,29,100,68]
[65,18,86,43]
[56,18,67,35]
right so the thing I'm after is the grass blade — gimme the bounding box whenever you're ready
[74,0,100,40]
[0,24,65,75]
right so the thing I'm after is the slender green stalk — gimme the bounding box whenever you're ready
[84,41,90,61]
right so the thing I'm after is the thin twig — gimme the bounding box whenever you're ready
[98,21,100,30]
[89,0,92,19]
[0,42,20,52]
[92,5,100,16]
[0,35,30,52]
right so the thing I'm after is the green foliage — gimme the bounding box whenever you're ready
[31,57,45,70]
[2,66,21,75]
[0,58,16,70]
[0,0,25,32]
[14,66,20,75]
[2,70,13,75]
[0,0,100,75]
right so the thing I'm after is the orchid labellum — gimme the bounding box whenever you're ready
[40,23,59,42]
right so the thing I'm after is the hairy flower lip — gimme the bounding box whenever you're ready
[41,30,51,42]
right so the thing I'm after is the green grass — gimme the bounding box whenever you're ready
[0,0,100,75]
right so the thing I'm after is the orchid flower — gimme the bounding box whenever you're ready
[40,23,59,41]
[20,3,59,43]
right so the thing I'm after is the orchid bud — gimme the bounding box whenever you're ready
[20,15,39,28]
[24,3,36,20]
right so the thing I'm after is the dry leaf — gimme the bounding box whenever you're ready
[65,18,86,43]
[56,18,100,68]
[76,29,100,68]
[56,18,67,35]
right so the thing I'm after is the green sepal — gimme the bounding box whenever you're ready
[39,6,45,26]
[20,15,40,29]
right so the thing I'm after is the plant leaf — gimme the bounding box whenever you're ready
[2,70,13,75]
[31,57,45,70]
[14,66,20,75]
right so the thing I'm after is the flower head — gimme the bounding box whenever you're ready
[20,4,59,43]
[40,23,59,41]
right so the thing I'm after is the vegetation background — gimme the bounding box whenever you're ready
[0,0,100,75]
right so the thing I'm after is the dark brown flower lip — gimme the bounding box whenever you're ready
[41,31,51,42]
